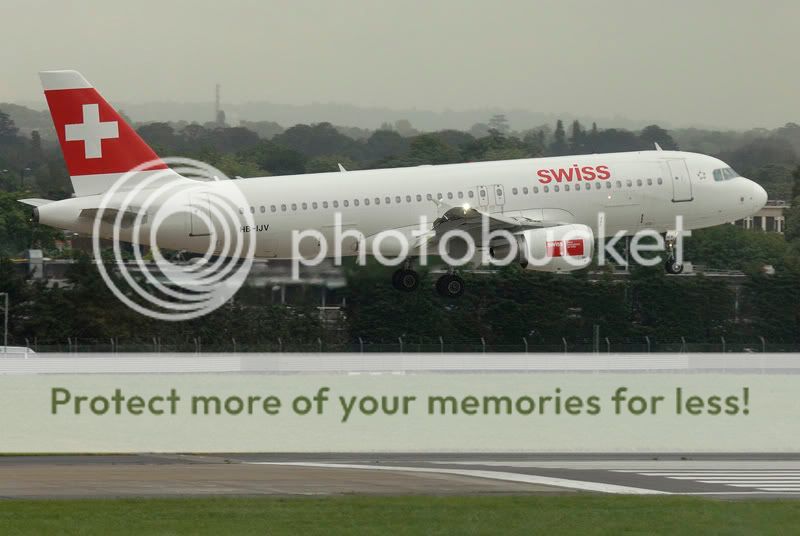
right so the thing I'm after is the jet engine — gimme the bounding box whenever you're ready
[491,224,594,272]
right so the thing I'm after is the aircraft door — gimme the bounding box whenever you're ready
[476,184,505,212]
[477,185,490,208]
[492,184,506,211]
[189,193,212,237]
[667,159,693,202]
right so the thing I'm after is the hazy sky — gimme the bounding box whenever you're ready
[2,0,797,129]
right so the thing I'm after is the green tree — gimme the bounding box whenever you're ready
[305,155,358,174]
[488,114,510,136]
[569,120,585,153]
[364,130,409,161]
[784,166,800,246]
[0,111,18,142]
[639,125,678,150]
[550,120,568,155]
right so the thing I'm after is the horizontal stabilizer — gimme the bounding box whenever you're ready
[18,198,55,207]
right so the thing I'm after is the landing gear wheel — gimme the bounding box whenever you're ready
[392,268,420,291]
[436,274,465,298]
[665,257,684,274]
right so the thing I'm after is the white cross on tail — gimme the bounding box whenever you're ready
[64,103,119,159]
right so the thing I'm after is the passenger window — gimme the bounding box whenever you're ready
[616,180,622,188]
[396,196,401,203]
[595,183,601,190]
[427,194,433,201]
[647,178,652,186]
[364,198,370,206]
[260,205,265,213]
[343,200,349,207]
[375,198,380,205]
[523,187,528,194]
[576,184,581,191]
[496,188,502,196]
[386,196,391,204]
[323,201,329,209]
[606,182,611,189]
[467,191,474,198]
[250,206,255,214]
[302,202,307,210]
[291,203,297,211]
[333,201,339,208]
[312,202,318,209]
[544,186,549,193]
[416,194,422,202]
[447,192,453,199]
[554,185,560,192]
[271,205,276,212]
[657,178,663,185]
[281,204,287,212]
[437,193,443,200]
[354,199,359,207]
[512,187,518,195]
[238,208,244,214]
[636,179,642,187]
[406,195,412,202]
[626,180,632,187]
[457,191,464,199]
[534,187,539,193]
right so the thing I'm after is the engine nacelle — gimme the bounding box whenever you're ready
[518,224,594,272]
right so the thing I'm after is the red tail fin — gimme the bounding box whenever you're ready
[40,70,168,196]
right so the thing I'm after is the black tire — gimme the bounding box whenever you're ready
[665,258,684,274]
[396,269,419,292]
[436,274,465,298]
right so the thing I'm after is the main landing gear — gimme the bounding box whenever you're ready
[435,273,465,298]
[391,264,465,297]
[391,267,420,292]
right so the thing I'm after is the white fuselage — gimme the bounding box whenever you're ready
[35,150,767,261]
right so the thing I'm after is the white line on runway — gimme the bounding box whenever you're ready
[248,462,669,495]
[611,470,800,493]
[430,461,800,470]
[635,475,800,479]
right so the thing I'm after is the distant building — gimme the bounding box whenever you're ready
[733,200,790,233]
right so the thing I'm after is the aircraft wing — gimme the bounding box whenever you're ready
[413,200,565,250]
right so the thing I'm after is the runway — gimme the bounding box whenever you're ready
[2,454,800,499]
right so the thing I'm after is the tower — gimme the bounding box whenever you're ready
[214,83,226,126]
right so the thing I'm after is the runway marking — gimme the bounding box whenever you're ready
[612,470,800,493]
[428,461,800,470]
[249,462,669,495]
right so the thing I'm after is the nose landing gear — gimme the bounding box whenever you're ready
[664,233,684,274]
[665,257,684,274]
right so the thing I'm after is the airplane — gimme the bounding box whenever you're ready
[23,70,767,298]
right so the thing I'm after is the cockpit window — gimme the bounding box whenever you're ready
[713,167,740,181]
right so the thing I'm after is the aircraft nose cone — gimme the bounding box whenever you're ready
[752,182,768,212]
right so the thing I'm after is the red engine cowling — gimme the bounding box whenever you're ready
[519,224,594,272]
